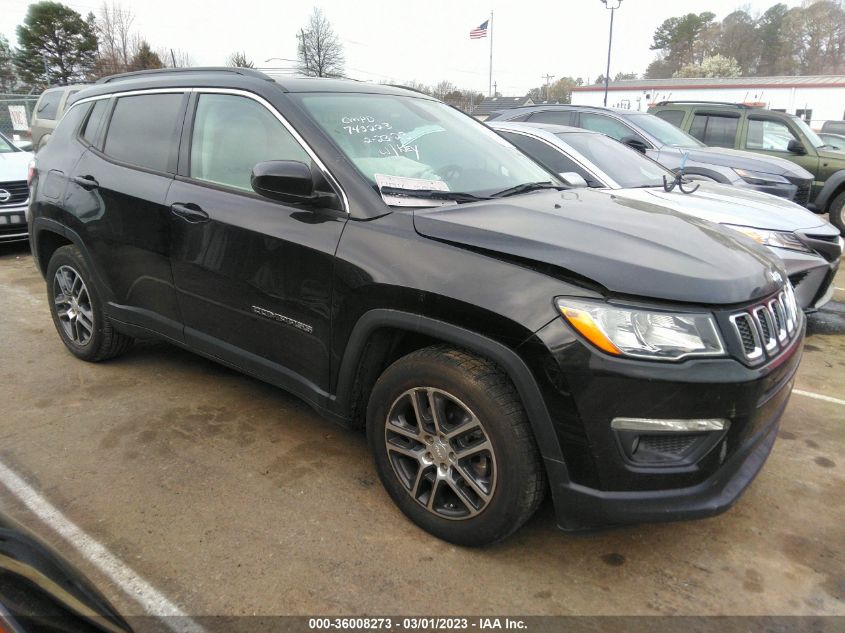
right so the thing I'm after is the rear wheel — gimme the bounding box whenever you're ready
[367,346,545,546]
[46,245,133,362]
[828,191,845,234]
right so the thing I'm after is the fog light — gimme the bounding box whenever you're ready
[611,417,729,432]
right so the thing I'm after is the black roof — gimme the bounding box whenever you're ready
[71,67,429,105]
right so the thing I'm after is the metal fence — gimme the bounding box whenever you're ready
[0,94,38,142]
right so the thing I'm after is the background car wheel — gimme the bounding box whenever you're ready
[367,345,545,546]
[828,191,845,234]
[46,245,134,362]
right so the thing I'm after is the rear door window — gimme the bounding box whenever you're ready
[36,90,61,120]
[689,114,739,148]
[653,109,685,128]
[527,110,576,126]
[103,93,185,172]
[499,132,598,185]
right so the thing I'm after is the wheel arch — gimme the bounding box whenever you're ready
[331,309,568,466]
[813,169,845,212]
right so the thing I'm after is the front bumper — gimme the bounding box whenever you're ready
[524,309,804,531]
[772,246,840,311]
[0,204,29,243]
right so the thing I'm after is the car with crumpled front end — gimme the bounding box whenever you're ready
[491,121,842,311]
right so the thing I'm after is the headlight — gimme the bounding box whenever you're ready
[722,225,812,253]
[733,168,790,186]
[556,299,725,361]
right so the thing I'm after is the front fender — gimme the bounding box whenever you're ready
[331,308,568,466]
[810,169,845,212]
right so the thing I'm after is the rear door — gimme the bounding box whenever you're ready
[167,90,347,399]
[687,111,741,149]
[65,91,188,341]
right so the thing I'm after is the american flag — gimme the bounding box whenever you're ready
[470,20,489,39]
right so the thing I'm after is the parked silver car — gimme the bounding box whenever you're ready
[0,130,32,243]
[492,121,843,311]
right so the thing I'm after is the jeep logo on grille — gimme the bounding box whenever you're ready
[0,189,10,203]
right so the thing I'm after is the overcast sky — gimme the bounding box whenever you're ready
[1,0,805,95]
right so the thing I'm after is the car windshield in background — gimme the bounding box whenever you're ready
[294,93,553,200]
[561,132,670,188]
[791,116,826,149]
[627,113,704,149]
[0,133,15,153]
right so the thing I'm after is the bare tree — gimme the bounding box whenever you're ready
[96,1,135,73]
[297,8,345,77]
[226,51,254,68]
[158,48,192,68]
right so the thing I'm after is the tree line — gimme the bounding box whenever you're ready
[0,1,193,92]
[646,1,845,79]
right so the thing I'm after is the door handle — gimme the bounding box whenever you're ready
[170,203,210,223]
[71,175,99,190]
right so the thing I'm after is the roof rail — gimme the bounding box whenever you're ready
[654,100,756,108]
[96,66,274,84]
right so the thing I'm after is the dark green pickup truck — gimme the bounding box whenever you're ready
[649,101,845,233]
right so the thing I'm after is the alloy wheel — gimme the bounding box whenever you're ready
[53,265,94,346]
[384,387,497,520]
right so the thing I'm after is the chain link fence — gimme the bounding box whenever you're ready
[0,94,38,144]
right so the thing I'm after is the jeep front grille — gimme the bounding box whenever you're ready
[728,288,799,363]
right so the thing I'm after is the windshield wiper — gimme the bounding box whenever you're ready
[379,186,491,203]
[491,181,566,198]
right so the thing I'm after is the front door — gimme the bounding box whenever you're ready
[167,91,346,401]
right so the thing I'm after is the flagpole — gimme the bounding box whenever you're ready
[488,10,494,97]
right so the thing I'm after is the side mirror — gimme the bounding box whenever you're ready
[250,160,337,206]
[787,139,807,155]
[621,136,648,154]
[558,172,588,188]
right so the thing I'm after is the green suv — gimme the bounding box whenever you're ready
[649,101,845,233]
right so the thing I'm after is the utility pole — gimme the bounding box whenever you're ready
[488,10,494,97]
[493,81,497,96]
[542,73,555,101]
[600,0,623,107]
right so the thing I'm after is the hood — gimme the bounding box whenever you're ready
[616,182,828,232]
[413,189,784,306]
[817,147,845,163]
[0,150,32,181]
[666,145,812,178]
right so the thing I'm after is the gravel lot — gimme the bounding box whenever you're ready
[0,240,843,622]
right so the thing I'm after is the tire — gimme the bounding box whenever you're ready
[367,345,545,546]
[828,191,845,234]
[46,245,133,362]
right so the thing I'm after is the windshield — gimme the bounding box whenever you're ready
[791,116,825,149]
[294,93,554,201]
[0,133,15,153]
[561,132,671,188]
[627,113,704,149]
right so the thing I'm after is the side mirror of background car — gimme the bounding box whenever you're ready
[621,136,648,154]
[251,160,338,207]
[787,139,807,155]
[558,172,589,188]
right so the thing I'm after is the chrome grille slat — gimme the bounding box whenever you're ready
[729,288,799,363]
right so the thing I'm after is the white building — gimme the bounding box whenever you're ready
[571,75,845,129]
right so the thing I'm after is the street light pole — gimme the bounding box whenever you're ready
[601,0,623,107]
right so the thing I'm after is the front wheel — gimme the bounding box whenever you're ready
[367,346,545,546]
[828,191,845,234]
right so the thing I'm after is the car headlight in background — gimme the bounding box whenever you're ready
[733,168,790,186]
[722,225,812,253]
[556,299,725,361]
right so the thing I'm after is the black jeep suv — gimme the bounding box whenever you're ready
[28,68,804,546]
